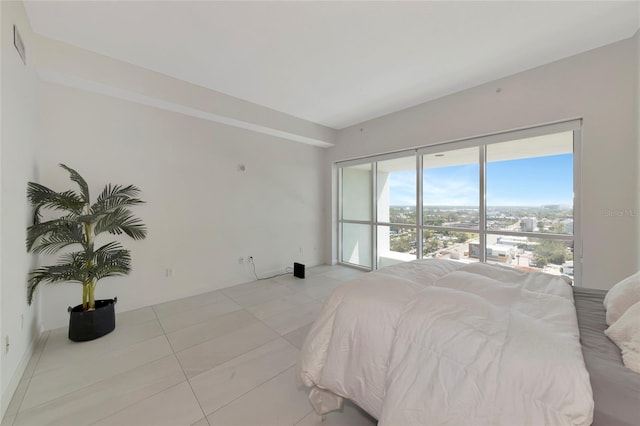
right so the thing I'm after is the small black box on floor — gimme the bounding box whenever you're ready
[294,262,305,279]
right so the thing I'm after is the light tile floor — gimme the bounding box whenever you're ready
[1,265,376,426]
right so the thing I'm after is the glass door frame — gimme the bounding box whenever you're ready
[336,119,582,284]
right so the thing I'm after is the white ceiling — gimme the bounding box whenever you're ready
[24,1,640,130]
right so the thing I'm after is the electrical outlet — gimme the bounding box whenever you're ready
[165,268,174,278]
[248,256,254,264]
[4,336,9,354]
[238,257,245,264]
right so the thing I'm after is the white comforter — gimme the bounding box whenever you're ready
[298,259,593,426]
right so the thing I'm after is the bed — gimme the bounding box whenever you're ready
[297,259,640,426]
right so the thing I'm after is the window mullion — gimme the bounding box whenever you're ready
[417,153,423,259]
[479,145,487,263]
[337,167,343,264]
[573,128,583,285]
[372,162,378,270]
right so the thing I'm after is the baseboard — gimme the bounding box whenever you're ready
[1,334,37,420]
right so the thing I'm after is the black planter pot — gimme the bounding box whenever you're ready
[68,298,117,342]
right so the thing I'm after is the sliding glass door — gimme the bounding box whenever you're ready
[340,164,372,268]
[337,120,581,284]
[422,146,479,262]
[376,156,417,268]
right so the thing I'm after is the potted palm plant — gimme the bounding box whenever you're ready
[26,164,147,341]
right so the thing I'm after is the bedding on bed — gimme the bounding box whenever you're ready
[298,259,594,426]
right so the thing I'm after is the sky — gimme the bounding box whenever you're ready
[388,154,573,206]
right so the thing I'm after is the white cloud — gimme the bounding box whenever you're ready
[388,172,416,206]
[423,180,478,206]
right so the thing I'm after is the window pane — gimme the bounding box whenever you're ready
[423,230,479,262]
[423,147,479,229]
[341,223,372,268]
[342,164,372,221]
[377,225,416,268]
[486,132,573,234]
[377,157,416,225]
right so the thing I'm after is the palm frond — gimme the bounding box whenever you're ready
[74,212,101,225]
[26,217,83,252]
[59,164,90,204]
[89,244,131,281]
[30,224,85,255]
[94,207,148,240]
[91,184,144,215]
[27,182,85,219]
[27,258,85,304]
[27,182,57,225]
[27,182,57,204]
[95,241,125,253]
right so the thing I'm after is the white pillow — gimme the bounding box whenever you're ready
[603,271,640,326]
[604,301,640,374]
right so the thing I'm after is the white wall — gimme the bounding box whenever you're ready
[1,2,328,412]
[0,1,40,417]
[31,31,336,148]
[328,36,639,290]
[35,81,325,330]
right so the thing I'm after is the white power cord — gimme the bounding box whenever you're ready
[249,256,293,280]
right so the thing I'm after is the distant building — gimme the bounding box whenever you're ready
[520,217,536,232]
[563,220,574,234]
[468,242,514,262]
[496,236,528,246]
